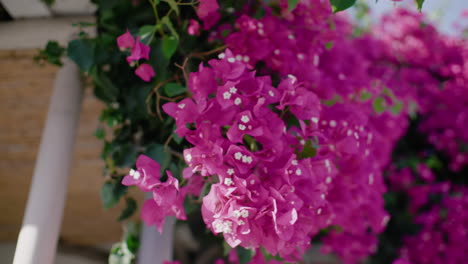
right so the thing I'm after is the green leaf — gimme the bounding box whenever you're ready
[41,0,55,6]
[94,127,105,139]
[67,39,95,72]
[298,140,317,159]
[373,96,386,113]
[124,222,140,254]
[161,36,179,60]
[390,101,404,115]
[145,144,171,172]
[35,41,66,66]
[329,0,357,13]
[415,0,424,11]
[173,132,183,144]
[360,90,373,101]
[425,156,442,170]
[71,21,96,27]
[236,247,254,264]
[101,181,128,209]
[109,242,134,264]
[184,196,199,216]
[118,197,137,221]
[287,0,300,12]
[162,16,179,40]
[113,144,138,168]
[162,0,179,15]
[163,82,186,97]
[138,25,155,43]
[92,70,119,103]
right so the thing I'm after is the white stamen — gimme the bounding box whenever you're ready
[274,49,280,55]
[185,154,192,162]
[288,34,295,40]
[241,210,249,218]
[223,91,232,100]
[242,155,253,164]
[224,178,234,186]
[258,29,265,35]
[295,169,302,175]
[313,55,320,66]
[234,152,243,160]
[326,176,332,184]
[129,169,135,176]
[292,160,298,165]
[229,87,237,94]
[288,74,297,82]
[311,117,318,123]
[329,120,337,127]
[236,55,243,61]
[317,208,322,215]
[369,174,374,185]
[227,168,235,175]
[241,115,250,123]
[234,98,242,105]
[218,53,225,59]
[233,210,241,218]
[133,171,141,180]
[228,57,236,63]
[243,56,250,62]
[238,124,246,130]
[268,90,274,97]
[297,53,305,60]
[178,103,186,109]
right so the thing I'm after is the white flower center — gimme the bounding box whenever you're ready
[223,91,232,100]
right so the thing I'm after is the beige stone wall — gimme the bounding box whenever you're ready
[0,50,141,245]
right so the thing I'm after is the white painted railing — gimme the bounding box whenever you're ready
[13,59,83,264]
[138,217,175,264]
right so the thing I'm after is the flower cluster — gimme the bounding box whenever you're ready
[117,30,156,82]
[162,41,399,261]
[387,164,468,264]
[398,187,468,264]
[118,1,468,263]
[375,9,468,171]
[121,155,186,232]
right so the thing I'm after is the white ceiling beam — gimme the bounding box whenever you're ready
[50,0,96,16]
[0,16,95,50]
[1,0,51,18]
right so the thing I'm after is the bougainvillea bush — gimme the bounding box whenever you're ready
[41,0,467,263]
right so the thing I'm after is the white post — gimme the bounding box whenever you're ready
[13,59,82,264]
[138,215,175,264]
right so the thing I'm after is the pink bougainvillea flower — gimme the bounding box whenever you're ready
[123,155,186,233]
[126,37,151,64]
[122,154,161,192]
[135,63,155,82]
[116,30,135,51]
[187,19,201,36]
[196,0,220,30]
